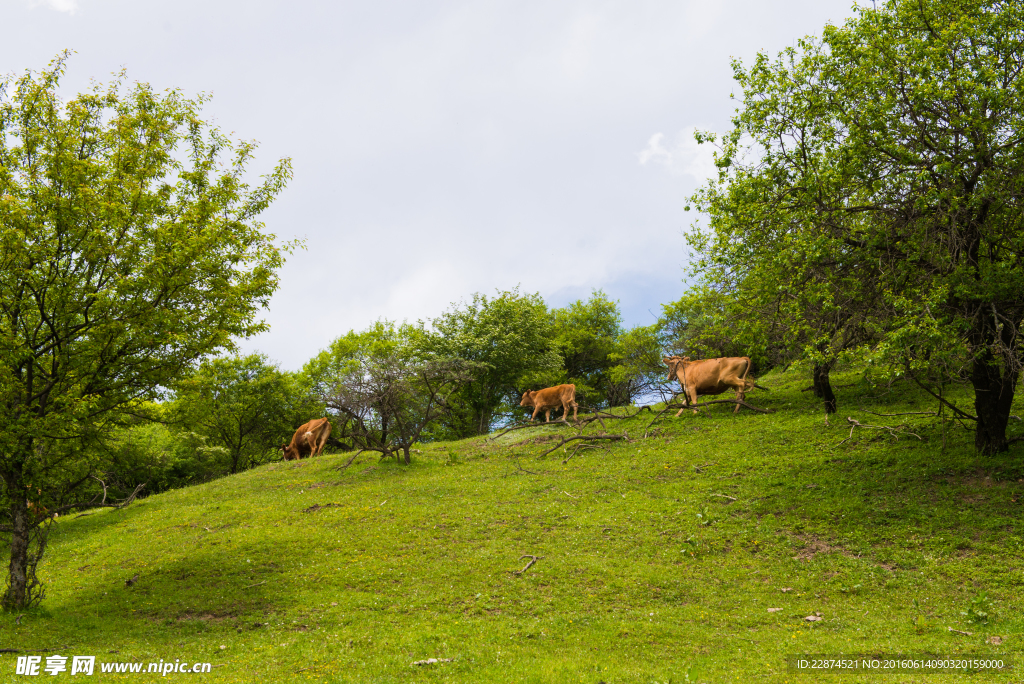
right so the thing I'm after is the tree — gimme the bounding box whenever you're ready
[549,291,623,408]
[0,54,291,608]
[170,354,302,474]
[605,323,666,407]
[315,322,475,463]
[688,0,1024,446]
[421,288,560,435]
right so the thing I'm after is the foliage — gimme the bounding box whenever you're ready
[314,322,476,462]
[687,0,1024,442]
[421,288,561,436]
[549,291,625,408]
[0,54,291,608]
[659,287,773,368]
[169,354,305,475]
[101,418,226,498]
[606,323,667,406]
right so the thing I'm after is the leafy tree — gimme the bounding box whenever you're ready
[314,322,475,462]
[0,55,291,608]
[606,323,666,407]
[659,287,773,367]
[422,288,560,435]
[688,0,1024,446]
[549,291,623,407]
[100,417,231,497]
[170,354,303,474]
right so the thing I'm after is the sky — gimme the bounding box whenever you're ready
[4,0,863,370]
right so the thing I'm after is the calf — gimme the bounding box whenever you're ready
[520,384,579,423]
[282,418,332,461]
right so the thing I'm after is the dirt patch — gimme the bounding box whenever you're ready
[176,612,233,623]
[303,503,343,513]
[790,533,852,561]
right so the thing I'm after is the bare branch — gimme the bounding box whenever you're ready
[513,555,543,575]
[537,433,627,459]
[838,417,923,445]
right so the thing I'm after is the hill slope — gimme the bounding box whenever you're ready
[3,367,1023,683]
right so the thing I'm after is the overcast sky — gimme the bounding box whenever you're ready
[5,0,862,370]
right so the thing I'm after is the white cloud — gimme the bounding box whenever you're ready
[638,127,719,183]
[29,0,78,14]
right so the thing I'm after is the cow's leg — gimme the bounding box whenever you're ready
[689,388,700,415]
[733,385,745,413]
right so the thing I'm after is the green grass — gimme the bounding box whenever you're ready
[3,367,1023,683]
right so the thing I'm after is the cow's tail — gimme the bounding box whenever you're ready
[740,357,752,387]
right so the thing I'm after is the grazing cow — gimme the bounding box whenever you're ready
[663,355,754,415]
[520,384,579,423]
[282,418,332,461]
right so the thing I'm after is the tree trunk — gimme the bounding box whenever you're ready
[3,495,30,610]
[970,349,1018,454]
[812,362,837,414]
[402,445,411,465]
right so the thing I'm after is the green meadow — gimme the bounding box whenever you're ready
[2,367,1022,683]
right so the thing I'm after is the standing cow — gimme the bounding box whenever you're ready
[281,417,332,461]
[520,384,579,423]
[663,355,755,415]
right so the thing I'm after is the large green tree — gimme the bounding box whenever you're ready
[422,288,560,435]
[549,291,622,407]
[170,354,304,474]
[689,0,1024,447]
[0,55,291,608]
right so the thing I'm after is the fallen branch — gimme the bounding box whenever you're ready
[643,404,678,434]
[710,493,737,502]
[335,449,367,471]
[947,627,973,636]
[538,433,627,459]
[838,417,923,445]
[563,442,610,463]
[514,555,543,575]
[51,482,146,519]
[488,419,574,441]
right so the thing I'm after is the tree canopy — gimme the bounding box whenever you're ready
[0,54,291,608]
[687,0,1024,449]
[170,354,303,474]
[421,288,561,436]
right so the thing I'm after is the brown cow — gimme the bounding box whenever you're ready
[282,417,332,461]
[663,355,754,415]
[520,384,579,423]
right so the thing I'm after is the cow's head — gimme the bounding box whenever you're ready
[519,390,535,407]
[281,444,297,461]
[663,355,693,381]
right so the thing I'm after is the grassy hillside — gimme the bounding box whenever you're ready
[2,367,1022,683]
